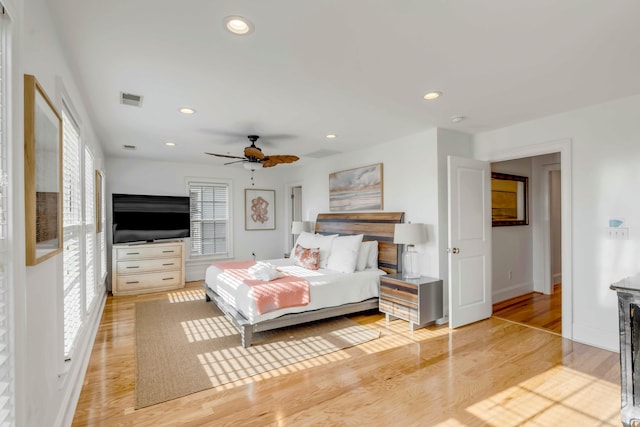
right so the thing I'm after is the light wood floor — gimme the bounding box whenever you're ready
[72,281,621,426]
[492,284,562,334]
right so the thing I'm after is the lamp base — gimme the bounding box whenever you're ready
[401,247,420,279]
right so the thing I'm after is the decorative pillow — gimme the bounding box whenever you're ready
[327,234,364,273]
[295,232,338,268]
[355,242,371,271]
[365,240,379,269]
[292,244,320,270]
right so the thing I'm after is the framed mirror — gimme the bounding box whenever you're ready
[24,74,63,265]
[491,172,528,226]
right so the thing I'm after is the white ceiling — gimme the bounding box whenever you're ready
[47,0,640,167]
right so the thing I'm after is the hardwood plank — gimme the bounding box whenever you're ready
[72,281,620,426]
[492,284,562,334]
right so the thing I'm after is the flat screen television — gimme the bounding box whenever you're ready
[112,193,190,244]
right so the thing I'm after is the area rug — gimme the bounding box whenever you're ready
[134,298,380,408]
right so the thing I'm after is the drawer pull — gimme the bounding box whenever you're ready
[162,250,175,253]
[162,277,174,281]
[162,263,174,266]
[126,252,140,255]
[126,266,140,269]
[126,281,140,284]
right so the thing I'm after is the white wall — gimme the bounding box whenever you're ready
[490,158,534,302]
[106,157,291,281]
[475,93,640,351]
[550,169,562,284]
[284,129,442,278]
[18,0,107,425]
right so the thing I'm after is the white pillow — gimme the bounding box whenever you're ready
[327,234,363,273]
[366,241,379,269]
[296,232,338,268]
[355,242,371,271]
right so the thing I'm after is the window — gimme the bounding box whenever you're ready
[0,5,13,426]
[188,180,231,257]
[84,148,96,313]
[62,106,83,358]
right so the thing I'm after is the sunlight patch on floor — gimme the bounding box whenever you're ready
[464,365,620,426]
[181,316,238,342]
[167,288,205,303]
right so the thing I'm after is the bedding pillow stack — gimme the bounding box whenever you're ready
[292,231,380,272]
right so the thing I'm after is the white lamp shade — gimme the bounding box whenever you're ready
[291,221,311,234]
[393,223,427,245]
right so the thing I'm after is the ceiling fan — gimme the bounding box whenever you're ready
[205,135,299,168]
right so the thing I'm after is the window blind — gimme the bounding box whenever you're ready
[84,148,95,313]
[189,182,229,256]
[0,6,14,426]
[62,107,83,358]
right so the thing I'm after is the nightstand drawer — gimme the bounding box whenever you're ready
[379,284,418,304]
[379,299,418,323]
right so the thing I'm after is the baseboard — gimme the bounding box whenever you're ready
[492,282,534,304]
[56,289,107,427]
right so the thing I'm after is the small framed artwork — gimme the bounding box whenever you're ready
[329,163,383,211]
[491,172,529,226]
[24,74,63,265]
[95,170,103,233]
[245,189,275,230]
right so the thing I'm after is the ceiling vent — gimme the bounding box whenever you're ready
[122,144,137,150]
[120,92,143,107]
[304,149,341,158]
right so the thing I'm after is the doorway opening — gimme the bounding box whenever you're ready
[490,154,562,334]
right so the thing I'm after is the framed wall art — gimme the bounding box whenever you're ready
[24,74,63,265]
[491,172,529,226]
[329,163,383,211]
[245,189,275,230]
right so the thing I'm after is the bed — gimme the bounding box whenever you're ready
[203,212,405,347]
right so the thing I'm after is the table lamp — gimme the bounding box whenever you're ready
[393,222,427,279]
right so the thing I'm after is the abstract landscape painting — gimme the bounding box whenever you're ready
[329,164,383,211]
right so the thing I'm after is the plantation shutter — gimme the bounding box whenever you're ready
[189,182,229,256]
[62,107,83,357]
[84,148,95,312]
[0,5,14,425]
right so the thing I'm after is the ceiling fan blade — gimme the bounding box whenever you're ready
[261,155,300,168]
[224,160,247,166]
[205,152,246,160]
[244,146,265,160]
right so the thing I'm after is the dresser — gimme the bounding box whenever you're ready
[112,240,185,296]
[379,273,443,330]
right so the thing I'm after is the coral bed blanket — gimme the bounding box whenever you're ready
[211,260,310,315]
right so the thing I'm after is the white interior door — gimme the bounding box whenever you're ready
[448,156,492,328]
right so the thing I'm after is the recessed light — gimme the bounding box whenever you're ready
[165,142,176,147]
[423,91,442,100]
[178,107,196,115]
[224,16,254,35]
[450,116,465,123]
[325,134,337,139]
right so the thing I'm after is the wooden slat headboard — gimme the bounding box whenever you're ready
[314,212,405,274]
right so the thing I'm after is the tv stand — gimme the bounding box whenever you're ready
[112,240,185,296]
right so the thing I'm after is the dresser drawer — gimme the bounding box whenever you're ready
[116,270,183,293]
[116,244,182,261]
[116,257,181,274]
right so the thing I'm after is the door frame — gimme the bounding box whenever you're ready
[476,138,572,340]
[285,181,304,252]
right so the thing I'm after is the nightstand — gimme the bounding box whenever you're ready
[379,273,443,330]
